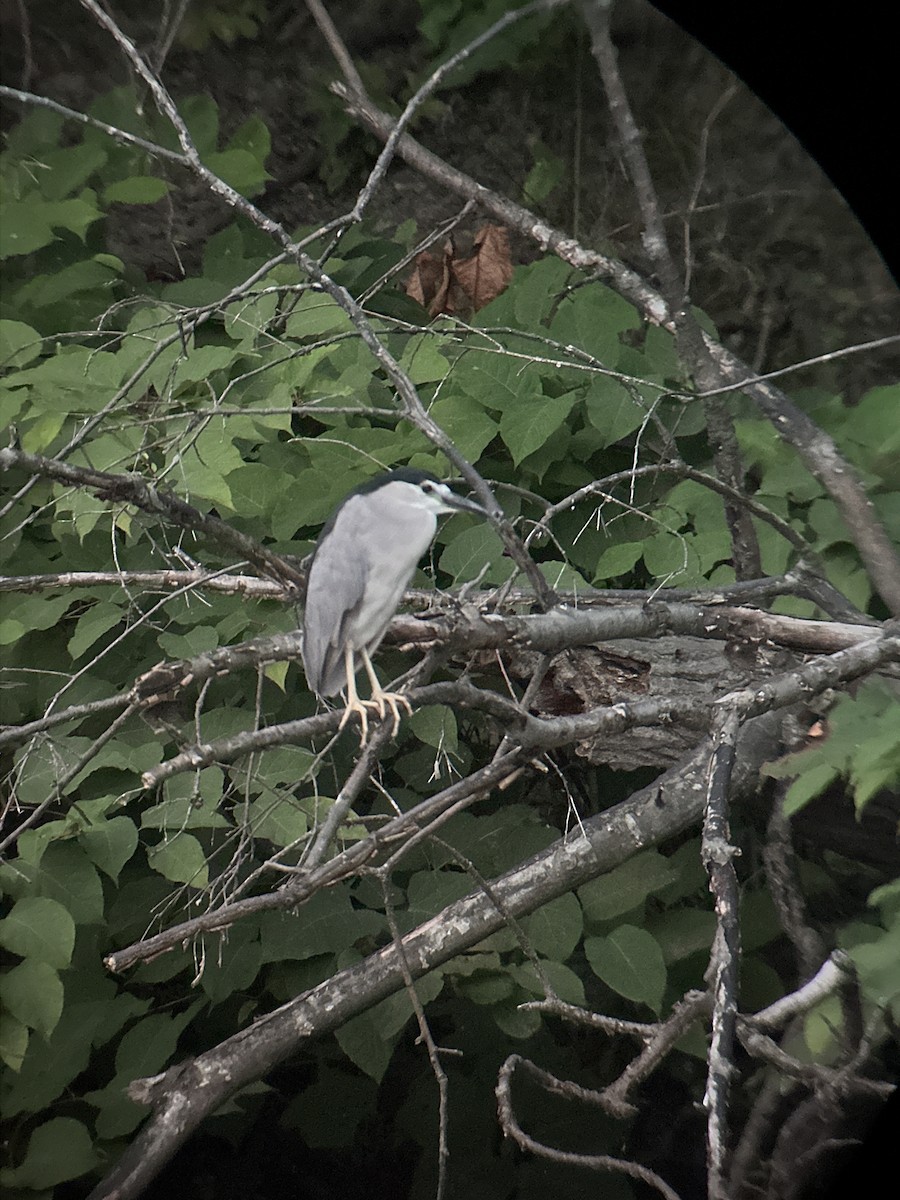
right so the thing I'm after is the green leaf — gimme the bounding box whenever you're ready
[408,705,458,754]
[1,1117,98,1188]
[336,1008,395,1082]
[2,997,111,1115]
[35,842,105,924]
[147,834,209,888]
[592,539,643,582]
[37,142,107,200]
[438,522,513,585]
[103,175,170,204]
[0,319,42,367]
[585,925,666,1012]
[112,1015,182,1083]
[491,997,542,1039]
[1,960,64,1039]
[0,897,75,969]
[578,852,679,922]
[457,968,515,1005]
[284,290,355,338]
[0,1011,29,1071]
[511,959,586,1006]
[522,893,583,961]
[205,148,270,196]
[584,375,647,446]
[848,919,900,1015]
[647,908,716,964]
[246,797,308,847]
[782,762,840,816]
[79,816,139,881]
[66,602,122,661]
[428,393,498,461]
[199,936,263,1004]
[499,394,575,466]
[549,281,641,357]
[258,889,382,962]
[522,138,566,205]
[282,1064,375,1147]
[228,115,271,163]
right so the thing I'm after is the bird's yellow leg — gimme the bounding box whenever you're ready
[338,646,371,744]
[360,649,413,735]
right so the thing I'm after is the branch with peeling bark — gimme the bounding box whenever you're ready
[90,716,780,1199]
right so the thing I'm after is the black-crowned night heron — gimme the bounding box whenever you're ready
[302,467,488,741]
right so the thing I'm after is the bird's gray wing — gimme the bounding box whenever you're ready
[302,502,369,696]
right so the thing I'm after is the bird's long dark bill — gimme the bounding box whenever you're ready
[447,495,488,516]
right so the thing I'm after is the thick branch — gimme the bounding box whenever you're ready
[91,716,780,1200]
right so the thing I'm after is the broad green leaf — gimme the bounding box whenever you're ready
[428,393,499,461]
[0,960,64,1039]
[511,959,586,1007]
[647,908,717,964]
[585,924,666,1012]
[113,1006,200,1081]
[438,523,513,585]
[848,920,900,1015]
[35,842,105,924]
[336,1008,394,1082]
[0,897,75,969]
[281,1064,376,1148]
[593,540,643,582]
[1,1117,98,1188]
[499,394,575,466]
[0,1011,28,1071]
[399,337,451,383]
[16,256,123,310]
[584,375,647,446]
[79,816,139,881]
[199,937,264,1004]
[104,175,170,204]
[284,290,355,338]
[2,998,110,1115]
[228,114,271,163]
[457,969,515,1005]
[205,147,270,196]
[406,869,475,923]
[147,834,209,888]
[67,602,123,661]
[491,997,541,1039]
[0,319,42,367]
[246,796,308,847]
[782,763,840,816]
[522,138,566,205]
[258,889,382,962]
[522,892,583,961]
[374,970,444,1040]
[549,280,640,356]
[38,143,107,200]
[578,851,679,922]
[408,705,458,754]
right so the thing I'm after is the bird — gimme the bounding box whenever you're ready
[301,467,488,742]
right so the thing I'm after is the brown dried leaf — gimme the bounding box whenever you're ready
[451,225,513,312]
[405,241,454,316]
[405,226,514,318]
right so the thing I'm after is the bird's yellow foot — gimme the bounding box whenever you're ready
[338,690,412,743]
[370,688,413,736]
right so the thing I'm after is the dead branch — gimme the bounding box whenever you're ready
[329,72,900,616]
[92,719,779,1199]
